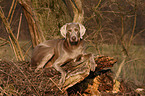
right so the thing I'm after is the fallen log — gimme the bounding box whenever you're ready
[0,56,140,95]
[62,55,117,92]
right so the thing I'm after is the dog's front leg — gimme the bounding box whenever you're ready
[89,54,96,71]
[52,57,67,87]
[83,53,96,71]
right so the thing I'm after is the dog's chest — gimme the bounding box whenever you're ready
[68,47,83,59]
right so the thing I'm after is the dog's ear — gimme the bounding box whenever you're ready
[78,23,86,39]
[60,24,67,38]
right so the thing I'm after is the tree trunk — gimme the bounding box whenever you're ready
[19,0,45,47]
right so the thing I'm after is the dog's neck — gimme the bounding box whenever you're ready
[63,39,83,51]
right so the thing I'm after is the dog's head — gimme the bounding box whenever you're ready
[60,23,86,43]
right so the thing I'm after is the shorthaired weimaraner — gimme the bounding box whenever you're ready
[31,23,96,86]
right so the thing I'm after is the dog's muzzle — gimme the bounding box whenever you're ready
[70,35,78,42]
[70,31,79,42]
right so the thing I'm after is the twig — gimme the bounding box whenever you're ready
[7,0,15,20]
[132,28,145,40]
[21,40,31,48]
[17,13,22,40]
[0,37,8,41]
[128,13,136,48]
[9,36,19,61]
[94,0,102,10]
[100,11,123,14]
[24,45,32,57]
[128,0,137,48]
[0,6,25,61]
[0,69,13,78]
[19,0,45,47]
[77,91,83,96]
[114,56,126,82]
[49,78,63,93]
[120,15,128,56]
[114,14,129,81]
[12,61,40,96]
[0,86,10,96]
[9,0,18,24]
[0,68,24,85]
[0,41,9,47]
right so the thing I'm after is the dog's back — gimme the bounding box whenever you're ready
[31,39,64,67]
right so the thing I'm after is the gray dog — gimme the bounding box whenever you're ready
[31,23,96,86]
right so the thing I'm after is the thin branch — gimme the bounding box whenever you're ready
[100,11,123,14]
[94,0,102,10]
[19,0,45,47]
[49,78,63,93]
[21,40,31,48]
[114,14,129,81]
[17,13,22,40]
[114,56,126,82]
[24,45,32,57]
[12,61,40,96]
[128,13,137,47]
[133,28,145,40]
[9,0,18,24]
[7,0,15,20]
[0,41,9,47]
[0,37,8,41]
[0,6,25,61]
[9,36,19,61]
[120,16,128,56]
[0,86,10,96]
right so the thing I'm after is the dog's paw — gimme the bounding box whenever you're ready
[58,78,64,88]
[90,61,97,72]
[58,72,66,88]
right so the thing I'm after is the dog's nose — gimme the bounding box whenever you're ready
[72,36,76,40]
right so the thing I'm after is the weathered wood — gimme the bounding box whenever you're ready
[19,0,45,47]
[70,0,84,23]
[1,56,140,95]
[62,58,91,91]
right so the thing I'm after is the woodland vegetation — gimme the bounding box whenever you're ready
[0,0,145,95]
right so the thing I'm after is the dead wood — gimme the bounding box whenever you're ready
[70,0,84,24]
[18,0,45,47]
[0,57,91,95]
[0,7,24,61]
[0,56,140,95]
